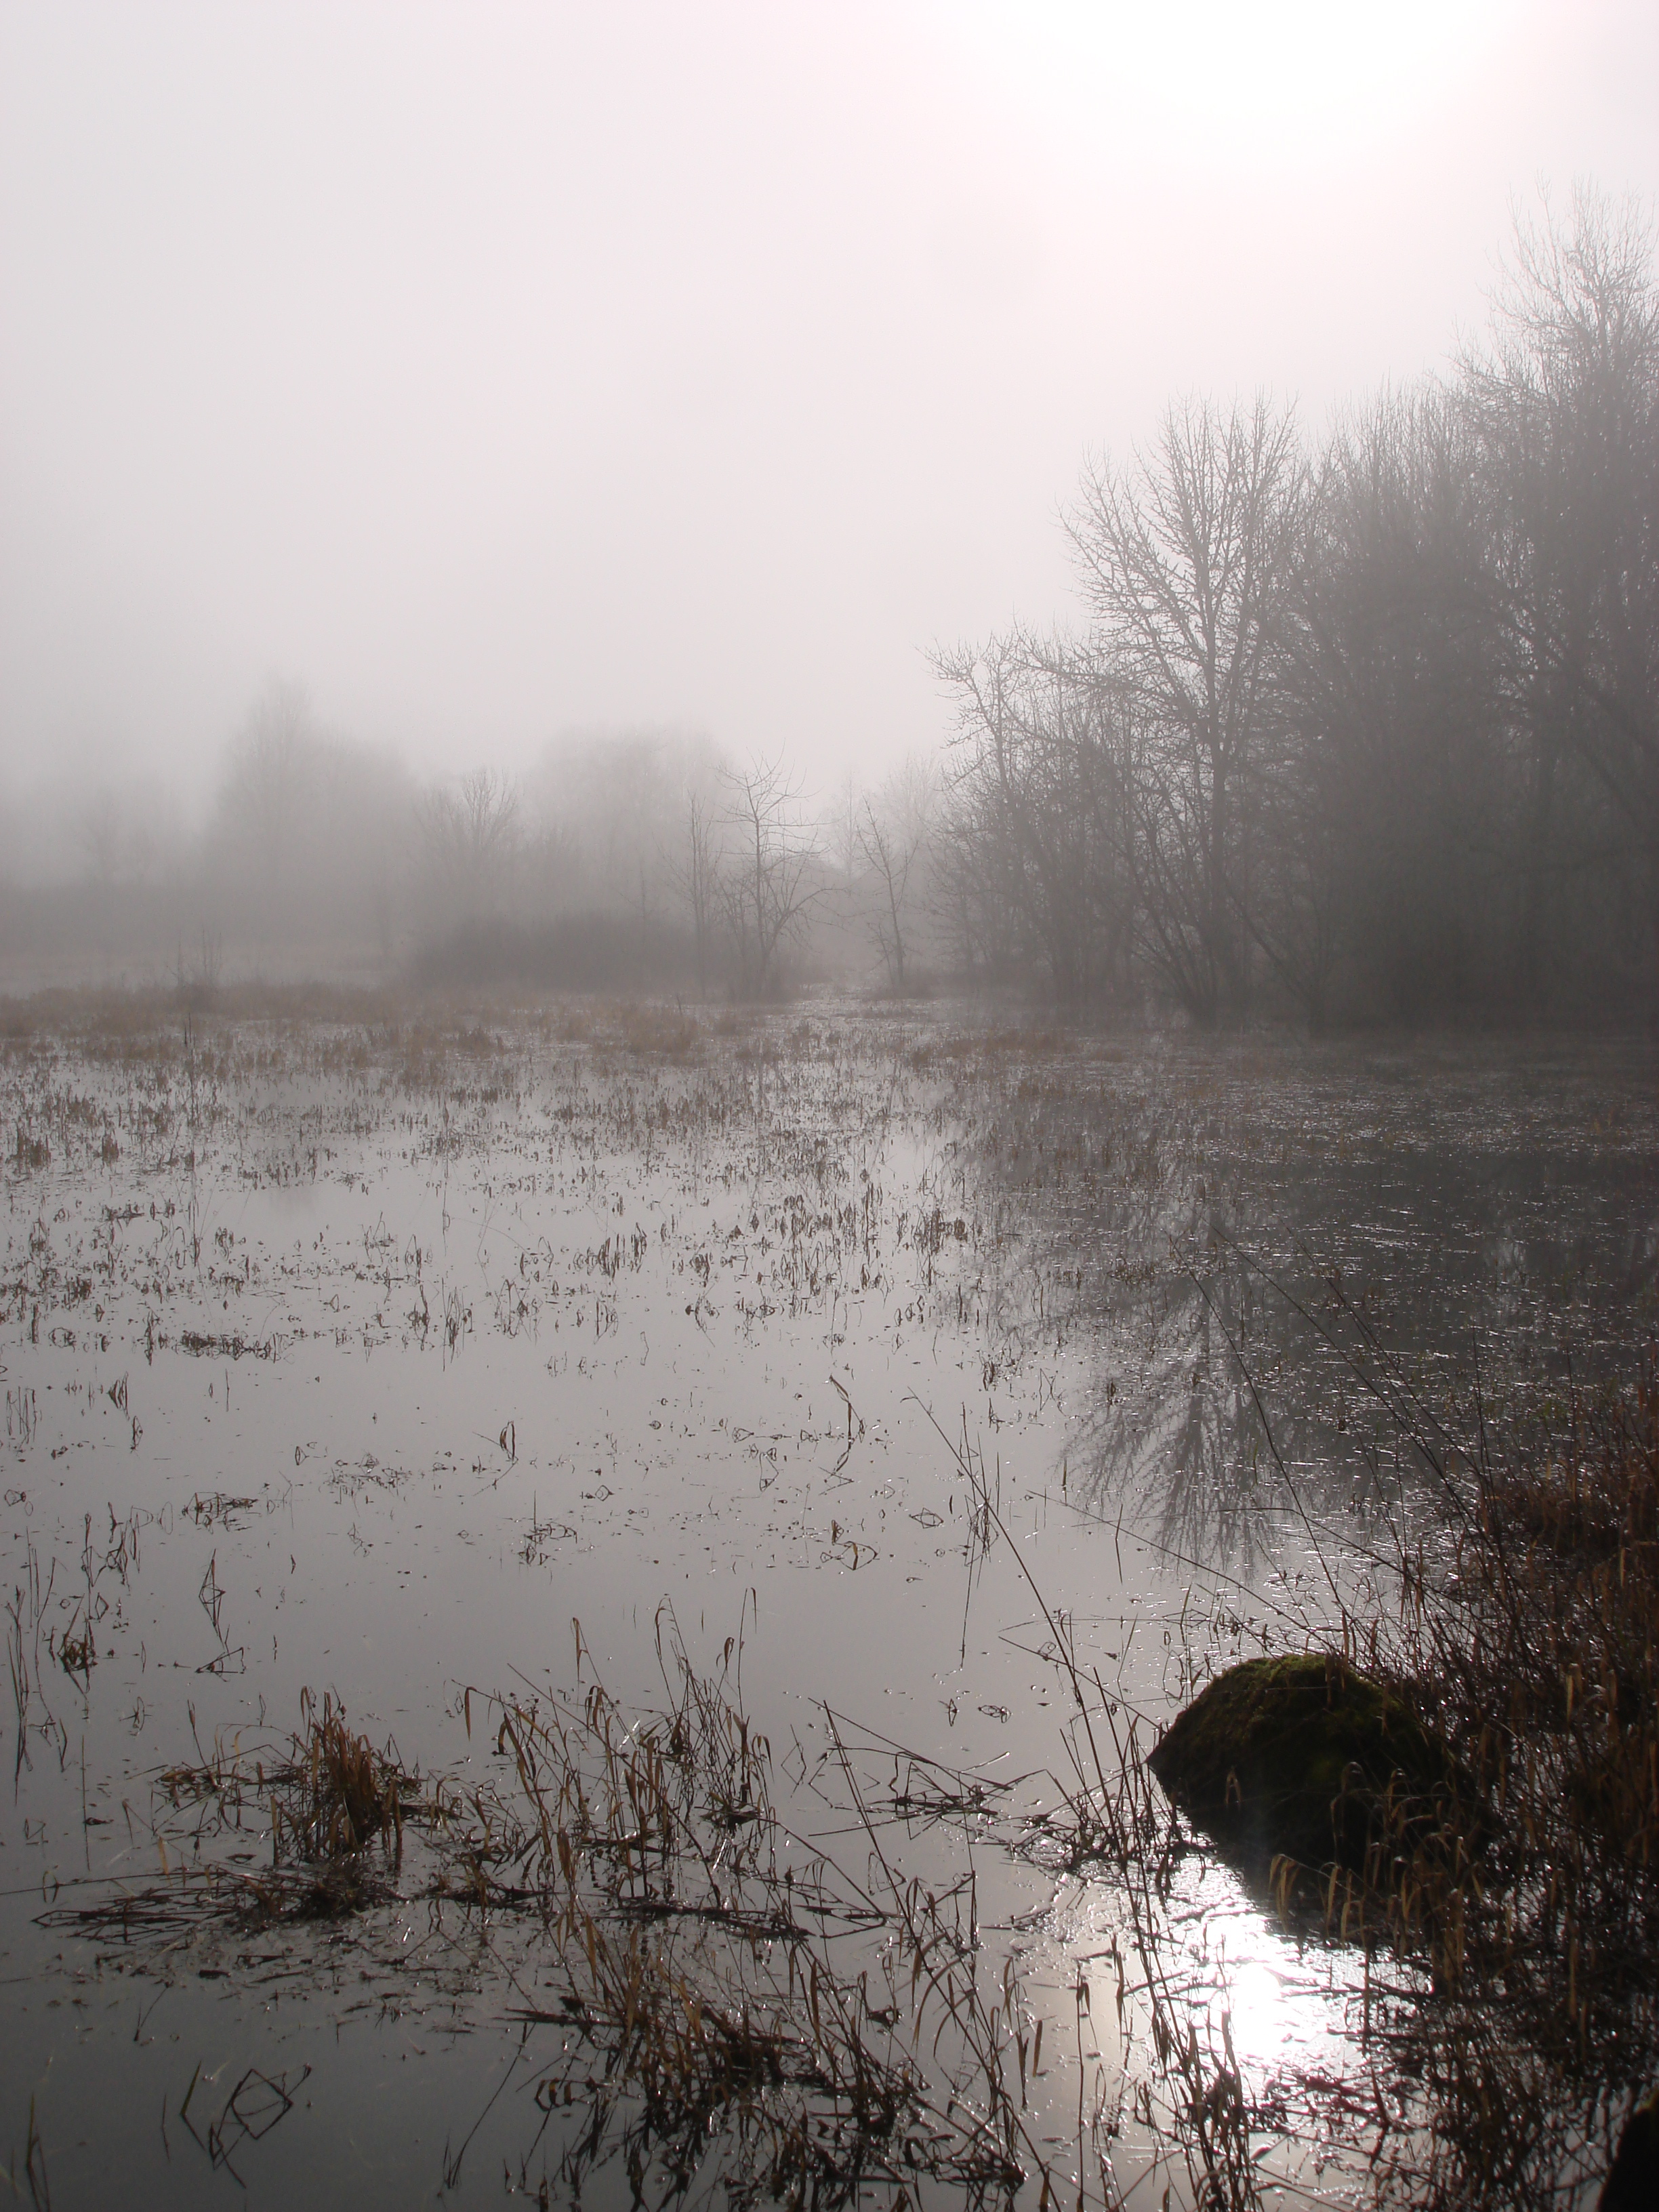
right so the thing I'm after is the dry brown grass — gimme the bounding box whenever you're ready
[51,1361,1658,2207]
[430,1612,1043,2206]
[274,1689,412,1863]
[52,1621,1046,2208]
[1123,1249,1659,2206]
[928,1336,1659,2210]
[1347,1359,1659,2203]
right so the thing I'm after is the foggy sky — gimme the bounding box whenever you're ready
[3,0,1657,831]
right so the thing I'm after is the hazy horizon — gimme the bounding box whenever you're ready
[3,0,1658,848]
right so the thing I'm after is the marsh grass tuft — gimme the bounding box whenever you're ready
[434,1610,1044,2206]
[274,1689,412,1864]
[54,1623,1045,2208]
[1352,1353,1659,2205]
[140,1692,422,1921]
[1143,1250,1659,2208]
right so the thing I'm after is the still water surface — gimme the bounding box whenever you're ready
[3,1009,1654,2206]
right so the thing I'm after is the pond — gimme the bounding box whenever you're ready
[3,1004,1655,2208]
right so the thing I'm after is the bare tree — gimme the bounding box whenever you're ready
[226,675,316,894]
[419,766,521,922]
[313,741,417,964]
[1275,388,1508,1021]
[1068,395,1305,1023]
[855,756,937,991]
[667,787,724,998]
[521,814,580,919]
[78,788,127,975]
[78,790,125,890]
[933,629,1132,1002]
[1462,186,1659,998]
[719,754,821,997]
[917,210,1659,1025]
[830,768,861,909]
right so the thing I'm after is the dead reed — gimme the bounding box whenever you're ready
[146,1692,419,1919]
[1166,1246,1659,2207]
[924,1399,1277,2211]
[274,1688,411,1863]
[49,1358,1659,2207]
[1342,1355,1659,2205]
[52,1621,1045,2208]
[430,1609,1045,2207]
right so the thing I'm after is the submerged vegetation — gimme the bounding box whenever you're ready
[0,997,1654,2205]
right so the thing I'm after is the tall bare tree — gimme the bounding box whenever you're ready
[668,787,724,998]
[1462,187,1659,998]
[419,766,521,922]
[934,629,1133,1002]
[1068,396,1305,1022]
[1276,388,1508,1020]
[719,755,820,997]
[226,675,316,895]
[855,756,937,991]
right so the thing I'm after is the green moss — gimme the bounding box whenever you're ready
[1147,1653,1474,1872]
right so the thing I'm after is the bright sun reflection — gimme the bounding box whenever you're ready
[1162,1864,1361,2093]
[1217,1955,1292,2075]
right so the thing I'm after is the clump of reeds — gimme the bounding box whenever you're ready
[924,1399,1275,2212]
[274,1689,412,1864]
[148,1692,421,1920]
[430,1609,1044,2207]
[616,1002,702,1061]
[1356,1355,1659,2205]
[1157,1261,1659,2208]
[86,1628,1042,2206]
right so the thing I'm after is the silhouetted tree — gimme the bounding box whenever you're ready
[1067,396,1306,1021]
[668,787,723,998]
[1463,187,1659,1002]
[223,676,316,901]
[419,766,521,922]
[1280,389,1509,1018]
[855,756,937,991]
[719,755,820,996]
[934,630,1132,1002]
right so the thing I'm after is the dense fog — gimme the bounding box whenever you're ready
[3,193,1655,1024]
[3,7,1656,1020]
[6,22,1659,2205]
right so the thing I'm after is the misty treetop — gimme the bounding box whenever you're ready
[5,190,1653,1024]
[935,190,1658,1023]
[3,641,952,995]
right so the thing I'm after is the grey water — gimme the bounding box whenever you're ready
[3,1008,1654,2207]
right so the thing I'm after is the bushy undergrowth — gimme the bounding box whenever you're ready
[1366,1360,1659,2203]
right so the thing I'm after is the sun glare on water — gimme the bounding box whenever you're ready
[1218,1954,1295,2074]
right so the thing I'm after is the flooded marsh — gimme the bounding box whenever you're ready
[2,1003,1656,2209]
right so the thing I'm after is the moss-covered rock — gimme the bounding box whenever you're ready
[1147,1652,1475,1872]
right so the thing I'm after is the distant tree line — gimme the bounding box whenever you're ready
[932,191,1659,1025]
[408,745,943,1001]
[7,192,1650,1022]
[1,680,945,998]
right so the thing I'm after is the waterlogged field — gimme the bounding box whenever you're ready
[1,1003,1655,2210]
